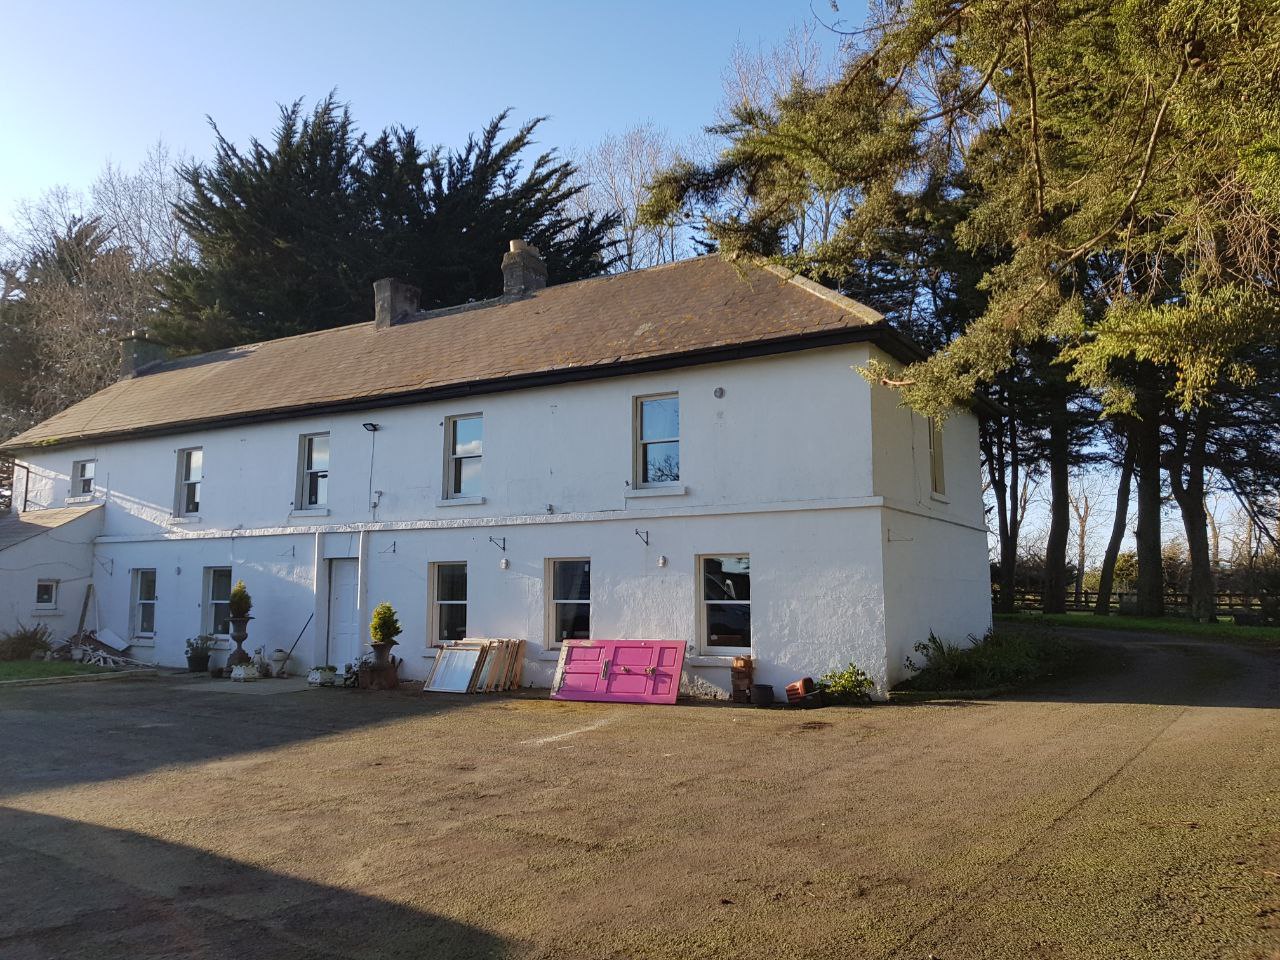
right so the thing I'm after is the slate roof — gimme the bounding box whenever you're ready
[0,505,102,552]
[1,255,910,453]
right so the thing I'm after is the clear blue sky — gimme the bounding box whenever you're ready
[0,0,861,227]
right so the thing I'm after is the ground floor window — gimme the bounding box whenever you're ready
[548,558,590,644]
[133,569,157,637]
[204,567,232,636]
[431,562,467,645]
[700,554,751,651]
[35,580,58,609]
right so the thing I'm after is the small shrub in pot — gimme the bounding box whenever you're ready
[185,635,214,673]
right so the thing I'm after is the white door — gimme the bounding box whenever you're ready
[327,559,360,668]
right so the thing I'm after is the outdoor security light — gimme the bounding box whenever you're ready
[362,422,380,432]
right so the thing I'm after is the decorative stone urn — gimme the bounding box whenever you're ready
[226,615,254,666]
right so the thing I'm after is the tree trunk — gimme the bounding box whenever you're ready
[1094,436,1134,615]
[981,405,1021,614]
[1042,402,1070,614]
[1170,408,1216,621]
[1133,386,1164,617]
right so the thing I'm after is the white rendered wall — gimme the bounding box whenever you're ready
[15,346,879,537]
[869,381,992,684]
[0,508,102,641]
[86,507,887,692]
[13,343,990,693]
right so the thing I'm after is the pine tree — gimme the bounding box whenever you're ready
[642,1,1280,617]
[160,96,618,352]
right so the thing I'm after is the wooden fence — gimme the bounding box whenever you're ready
[1001,588,1266,614]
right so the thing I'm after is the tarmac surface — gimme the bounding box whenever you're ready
[1,627,1278,959]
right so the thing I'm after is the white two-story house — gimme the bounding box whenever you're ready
[0,244,991,695]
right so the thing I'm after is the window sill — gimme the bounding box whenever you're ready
[687,654,741,667]
[129,637,156,648]
[64,495,95,505]
[289,507,330,518]
[170,515,202,525]
[30,609,61,618]
[625,484,687,499]
[436,496,486,507]
[538,649,566,661]
[929,492,950,504]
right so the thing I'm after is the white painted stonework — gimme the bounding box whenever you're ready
[7,343,991,695]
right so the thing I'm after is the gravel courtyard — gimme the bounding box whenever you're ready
[2,629,1278,960]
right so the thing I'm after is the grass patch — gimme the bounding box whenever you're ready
[995,611,1280,644]
[893,626,1077,694]
[0,661,112,682]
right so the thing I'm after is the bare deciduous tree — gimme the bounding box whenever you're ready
[572,124,691,271]
[0,144,191,444]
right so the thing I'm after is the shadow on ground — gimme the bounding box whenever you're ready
[998,628,1280,709]
[0,679,480,800]
[0,807,511,960]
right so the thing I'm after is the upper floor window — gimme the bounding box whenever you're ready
[444,414,483,499]
[176,448,203,515]
[548,559,591,645]
[928,418,946,497]
[71,459,96,496]
[35,579,58,610]
[635,393,679,486]
[297,433,329,508]
[700,554,751,652]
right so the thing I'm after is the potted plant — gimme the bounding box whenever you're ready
[269,647,290,676]
[307,664,338,686]
[226,580,253,666]
[368,602,402,666]
[185,635,213,673]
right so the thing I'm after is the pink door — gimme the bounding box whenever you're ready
[552,640,686,705]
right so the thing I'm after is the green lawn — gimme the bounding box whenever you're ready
[996,610,1280,644]
[0,661,113,682]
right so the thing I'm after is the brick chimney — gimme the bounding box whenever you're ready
[119,328,168,378]
[373,278,421,329]
[502,239,547,296]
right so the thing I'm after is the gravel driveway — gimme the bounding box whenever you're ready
[2,628,1278,959]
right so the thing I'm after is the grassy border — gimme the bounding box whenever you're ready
[995,611,1280,644]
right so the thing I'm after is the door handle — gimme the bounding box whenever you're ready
[600,659,611,679]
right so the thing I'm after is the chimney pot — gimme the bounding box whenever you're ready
[119,328,168,379]
[373,278,421,329]
[502,239,547,295]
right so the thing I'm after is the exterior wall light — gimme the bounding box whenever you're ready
[656,555,667,568]
[362,422,380,432]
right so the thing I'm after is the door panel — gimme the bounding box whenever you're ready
[552,640,686,704]
[327,559,360,667]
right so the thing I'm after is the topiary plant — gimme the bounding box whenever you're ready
[228,580,252,618]
[369,602,402,647]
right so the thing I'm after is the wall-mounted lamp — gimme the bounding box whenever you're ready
[500,557,511,570]
[362,422,380,432]
[656,555,667,568]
